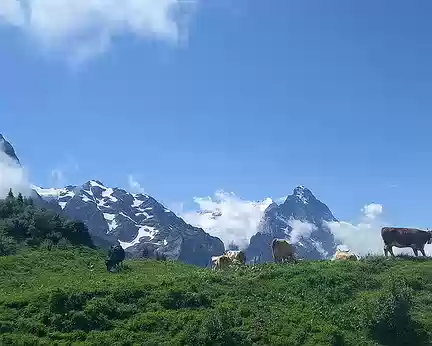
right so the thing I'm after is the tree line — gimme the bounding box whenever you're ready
[0,189,94,255]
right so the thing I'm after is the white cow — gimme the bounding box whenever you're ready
[333,249,358,261]
[223,250,246,265]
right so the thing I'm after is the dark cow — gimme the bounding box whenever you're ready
[381,227,432,257]
[105,245,126,272]
[271,238,296,263]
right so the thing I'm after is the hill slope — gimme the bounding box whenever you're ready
[0,249,431,345]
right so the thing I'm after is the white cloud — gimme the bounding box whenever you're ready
[0,0,196,61]
[325,203,385,257]
[361,203,383,220]
[128,174,145,194]
[287,219,316,244]
[0,151,31,198]
[181,190,273,250]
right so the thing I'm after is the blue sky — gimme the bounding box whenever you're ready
[1,0,432,229]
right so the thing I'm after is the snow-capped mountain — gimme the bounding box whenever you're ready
[34,181,225,267]
[246,185,338,262]
[1,133,338,265]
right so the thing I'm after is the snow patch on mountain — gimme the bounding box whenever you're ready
[119,226,156,249]
[34,180,163,247]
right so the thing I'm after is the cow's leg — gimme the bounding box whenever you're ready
[388,246,395,257]
[420,247,427,257]
[384,246,389,257]
[412,248,419,257]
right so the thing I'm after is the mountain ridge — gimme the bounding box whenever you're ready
[33,180,225,267]
[1,133,339,264]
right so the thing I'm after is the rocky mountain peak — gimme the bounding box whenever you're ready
[0,134,20,164]
[291,185,315,204]
[247,185,338,263]
[35,180,224,267]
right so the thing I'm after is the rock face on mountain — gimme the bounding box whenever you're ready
[246,186,338,263]
[0,134,20,164]
[34,181,225,267]
[0,134,59,210]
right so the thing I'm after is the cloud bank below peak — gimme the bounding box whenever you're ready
[0,151,31,198]
[0,0,197,62]
[181,190,273,250]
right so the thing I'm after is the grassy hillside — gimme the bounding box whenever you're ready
[0,249,431,345]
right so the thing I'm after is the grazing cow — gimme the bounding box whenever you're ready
[271,239,296,263]
[334,249,358,261]
[223,250,246,265]
[211,255,232,270]
[105,245,126,272]
[381,227,432,257]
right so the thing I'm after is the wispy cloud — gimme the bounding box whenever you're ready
[181,190,273,250]
[287,219,317,244]
[0,0,197,62]
[51,169,65,187]
[50,156,79,187]
[128,174,145,194]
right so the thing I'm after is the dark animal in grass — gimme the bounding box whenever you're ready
[105,245,125,272]
[381,227,432,257]
[271,238,297,263]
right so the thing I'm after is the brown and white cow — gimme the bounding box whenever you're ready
[223,250,246,265]
[271,239,296,263]
[381,227,432,257]
[211,255,232,270]
[334,249,358,261]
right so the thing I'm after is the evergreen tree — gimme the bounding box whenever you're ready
[17,193,24,204]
